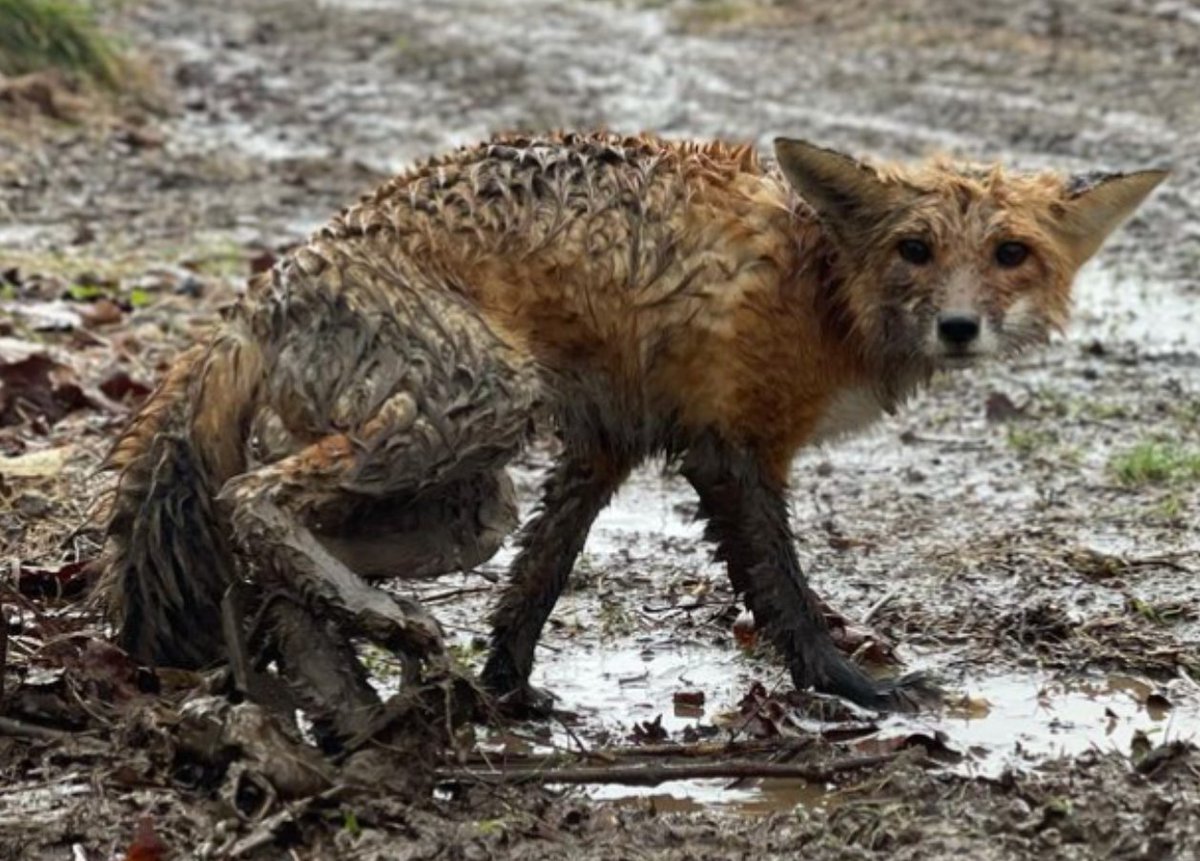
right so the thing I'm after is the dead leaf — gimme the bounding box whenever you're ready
[125,815,167,861]
[985,391,1025,422]
[99,370,153,404]
[16,559,96,600]
[0,445,73,478]
[0,337,121,426]
[115,124,166,151]
[672,690,706,707]
[81,298,124,327]
[629,714,668,743]
[1145,692,1172,719]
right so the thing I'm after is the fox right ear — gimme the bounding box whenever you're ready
[1054,169,1168,263]
[774,138,904,238]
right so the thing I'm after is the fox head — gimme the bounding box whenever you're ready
[774,138,1166,374]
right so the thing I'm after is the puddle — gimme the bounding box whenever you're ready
[901,671,1187,777]
[1072,265,1200,352]
[514,653,1194,814]
[409,463,1200,817]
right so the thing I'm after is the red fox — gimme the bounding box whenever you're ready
[103,131,1165,713]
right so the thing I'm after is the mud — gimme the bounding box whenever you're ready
[2,0,1198,858]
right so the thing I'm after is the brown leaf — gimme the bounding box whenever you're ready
[99,370,153,404]
[81,298,124,327]
[672,690,706,707]
[16,559,97,600]
[125,815,167,861]
[115,124,166,151]
[985,391,1026,422]
[0,337,123,426]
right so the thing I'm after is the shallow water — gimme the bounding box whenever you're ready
[411,461,1200,814]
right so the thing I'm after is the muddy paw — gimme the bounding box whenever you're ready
[810,648,941,714]
[872,671,943,714]
[490,682,558,719]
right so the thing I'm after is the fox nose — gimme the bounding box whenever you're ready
[938,313,981,346]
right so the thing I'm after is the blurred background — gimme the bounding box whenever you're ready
[2,0,1196,281]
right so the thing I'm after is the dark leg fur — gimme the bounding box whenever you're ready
[481,454,628,704]
[266,597,384,750]
[681,433,934,712]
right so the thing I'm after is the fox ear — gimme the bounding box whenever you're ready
[1054,169,1168,262]
[774,138,906,238]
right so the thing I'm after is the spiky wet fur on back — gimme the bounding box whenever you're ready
[101,130,1156,672]
[276,131,1088,478]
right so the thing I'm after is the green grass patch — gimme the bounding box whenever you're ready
[0,0,124,88]
[1005,427,1058,458]
[1109,440,1200,486]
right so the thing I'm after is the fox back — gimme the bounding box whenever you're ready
[245,132,1164,479]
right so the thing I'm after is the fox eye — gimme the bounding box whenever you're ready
[995,241,1030,268]
[897,239,933,265]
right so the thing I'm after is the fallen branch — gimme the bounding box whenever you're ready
[0,715,72,740]
[466,731,879,769]
[437,751,908,787]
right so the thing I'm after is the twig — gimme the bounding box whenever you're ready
[640,599,728,615]
[863,588,898,624]
[0,592,6,699]
[437,751,907,787]
[0,715,72,740]
[467,733,882,767]
[419,585,494,604]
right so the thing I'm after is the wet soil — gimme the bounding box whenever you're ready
[2,0,1199,858]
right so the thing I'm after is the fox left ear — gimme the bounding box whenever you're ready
[774,138,910,240]
[1054,169,1168,262]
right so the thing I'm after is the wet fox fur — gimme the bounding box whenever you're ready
[103,131,1165,711]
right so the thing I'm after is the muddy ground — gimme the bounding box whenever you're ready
[2,0,1199,858]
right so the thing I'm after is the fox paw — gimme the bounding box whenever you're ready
[868,671,942,714]
[490,682,558,719]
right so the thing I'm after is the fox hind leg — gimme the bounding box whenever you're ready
[222,262,540,737]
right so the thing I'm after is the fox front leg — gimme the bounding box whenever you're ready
[681,433,932,712]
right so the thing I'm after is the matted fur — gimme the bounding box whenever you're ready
[101,130,1164,709]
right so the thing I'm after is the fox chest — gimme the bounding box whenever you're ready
[808,387,889,445]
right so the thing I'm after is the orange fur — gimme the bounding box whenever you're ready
[102,130,1165,695]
